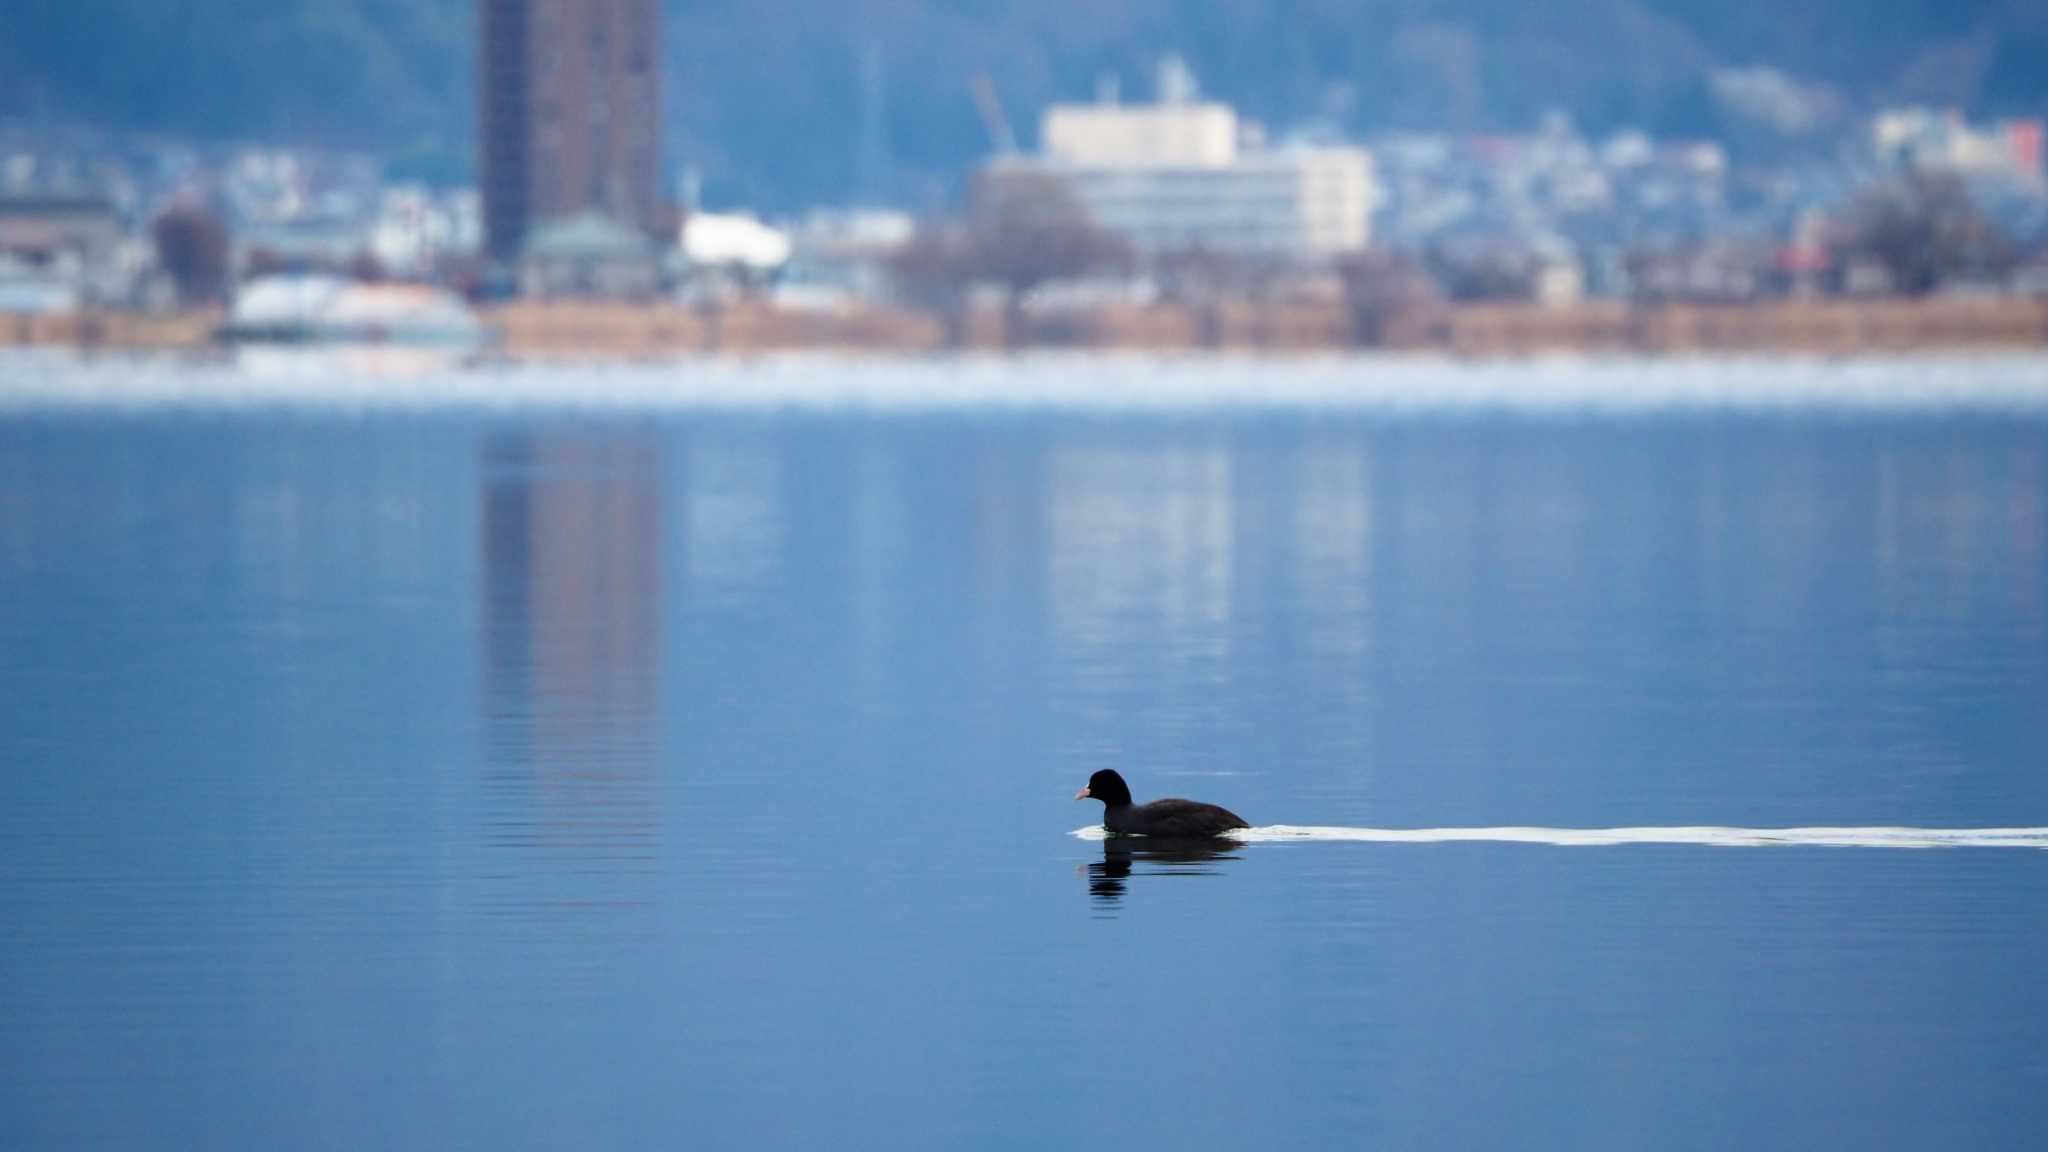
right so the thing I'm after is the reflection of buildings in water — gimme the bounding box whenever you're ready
[1383,443,1488,671]
[966,444,1046,686]
[1488,438,1596,653]
[1046,443,1234,661]
[1748,446,1832,632]
[2013,442,2044,631]
[231,478,309,608]
[851,442,906,700]
[1289,440,1378,768]
[0,438,28,579]
[1293,441,1373,657]
[1876,437,2048,633]
[1874,444,1911,623]
[480,434,662,903]
[1873,441,2002,623]
[680,437,784,604]
[226,436,436,622]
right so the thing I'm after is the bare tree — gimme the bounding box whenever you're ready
[1338,252,1442,346]
[964,169,1133,345]
[243,246,290,281]
[886,225,973,346]
[1422,238,1539,301]
[1844,172,2013,296]
[1154,247,1241,345]
[151,202,232,305]
[348,248,388,284]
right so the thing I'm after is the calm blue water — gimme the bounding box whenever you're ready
[4,362,2048,1149]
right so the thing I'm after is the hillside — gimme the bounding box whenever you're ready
[2,0,2043,208]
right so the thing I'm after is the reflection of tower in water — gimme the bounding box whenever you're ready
[480,433,663,911]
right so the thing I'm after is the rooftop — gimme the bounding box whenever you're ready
[522,212,654,261]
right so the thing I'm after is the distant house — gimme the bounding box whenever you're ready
[519,212,662,299]
[224,274,483,346]
[1627,245,1770,303]
[2011,252,2048,298]
[676,211,792,302]
[0,255,81,315]
[0,195,121,308]
[776,208,916,310]
[236,216,372,278]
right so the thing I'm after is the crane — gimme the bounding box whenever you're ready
[969,71,1018,155]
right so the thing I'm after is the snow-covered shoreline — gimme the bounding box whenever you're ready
[6,348,2048,415]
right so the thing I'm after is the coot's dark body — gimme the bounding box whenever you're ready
[1075,769,1249,838]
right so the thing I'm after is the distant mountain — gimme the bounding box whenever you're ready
[3,0,2044,209]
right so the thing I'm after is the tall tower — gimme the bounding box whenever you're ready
[479,0,663,263]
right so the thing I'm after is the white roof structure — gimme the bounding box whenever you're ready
[683,213,792,270]
[994,58,1376,263]
[228,275,481,345]
[232,275,346,328]
[1043,103,1241,168]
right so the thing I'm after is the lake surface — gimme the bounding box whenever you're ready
[4,356,2047,1149]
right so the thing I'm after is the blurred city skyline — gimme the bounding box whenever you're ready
[4,0,2048,352]
[3,0,2047,210]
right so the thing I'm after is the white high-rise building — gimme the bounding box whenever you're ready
[986,58,1375,263]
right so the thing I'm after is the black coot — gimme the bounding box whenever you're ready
[1074,769,1250,838]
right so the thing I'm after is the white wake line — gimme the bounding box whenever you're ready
[1073,825,2048,849]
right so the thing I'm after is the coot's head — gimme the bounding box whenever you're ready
[1074,769,1133,807]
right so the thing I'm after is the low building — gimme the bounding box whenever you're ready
[224,274,483,345]
[1873,108,2045,188]
[983,60,1374,265]
[519,212,662,299]
[682,212,791,270]
[1628,245,1770,303]
[369,187,483,280]
[0,255,81,315]
[776,208,915,309]
[0,194,122,306]
[2008,252,2048,297]
[237,215,372,279]
[1043,101,1237,169]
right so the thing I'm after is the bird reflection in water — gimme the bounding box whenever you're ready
[1086,837,1242,907]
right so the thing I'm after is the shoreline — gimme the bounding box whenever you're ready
[5,347,2048,415]
[4,296,2047,359]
